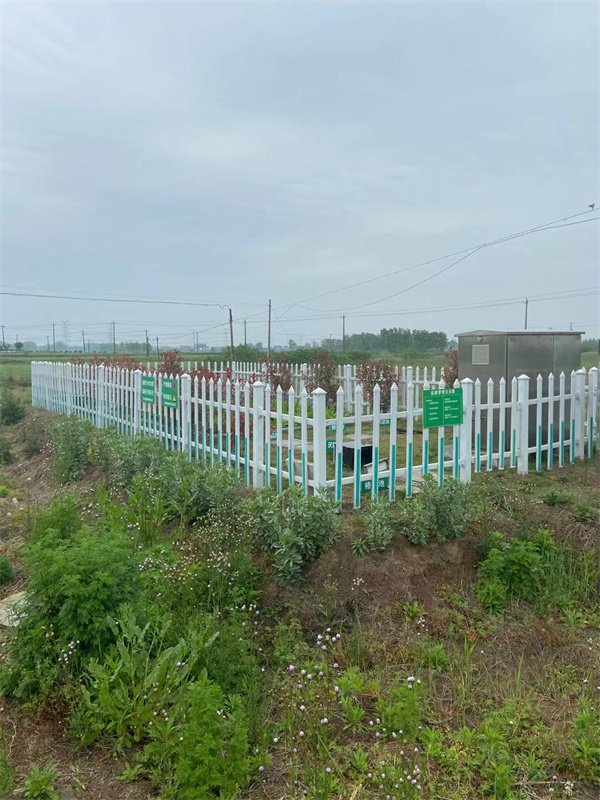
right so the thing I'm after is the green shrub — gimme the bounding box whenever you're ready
[0,389,24,426]
[175,675,253,799]
[1,521,141,699]
[25,526,141,654]
[21,762,60,800]
[403,477,475,545]
[29,494,81,542]
[246,486,338,583]
[0,557,12,585]
[0,437,13,466]
[23,420,46,458]
[51,417,94,483]
[89,430,239,524]
[0,485,8,498]
[89,429,166,487]
[361,498,396,553]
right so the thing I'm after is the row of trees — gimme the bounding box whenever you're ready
[319,327,451,354]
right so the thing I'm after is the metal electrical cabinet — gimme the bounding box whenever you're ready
[456,330,583,448]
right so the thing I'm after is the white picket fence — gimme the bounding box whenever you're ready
[31,362,598,508]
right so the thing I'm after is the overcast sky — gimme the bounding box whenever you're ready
[1,0,598,349]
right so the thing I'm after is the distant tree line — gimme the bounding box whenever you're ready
[320,327,449,354]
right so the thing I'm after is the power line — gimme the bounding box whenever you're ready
[1,284,265,308]
[0,291,235,308]
[262,286,599,323]
[275,209,599,318]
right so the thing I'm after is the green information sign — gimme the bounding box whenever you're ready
[161,378,179,409]
[361,476,390,494]
[380,418,391,427]
[329,422,347,433]
[422,387,463,429]
[326,439,336,451]
[141,375,155,404]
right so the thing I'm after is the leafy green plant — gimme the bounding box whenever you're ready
[246,486,338,583]
[572,501,598,524]
[416,642,450,671]
[0,485,9,498]
[0,556,12,585]
[0,389,25,426]
[362,497,396,552]
[72,609,218,752]
[175,674,254,799]
[403,477,475,545]
[1,523,141,699]
[569,701,600,782]
[25,526,141,655]
[351,536,369,557]
[0,437,13,466]
[373,678,425,738]
[28,494,81,542]
[543,489,571,507]
[20,762,60,800]
[475,529,600,615]
[51,417,94,483]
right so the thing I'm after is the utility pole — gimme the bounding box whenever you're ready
[145,330,150,358]
[267,299,272,360]
[244,319,247,346]
[82,330,86,352]
[112,321,116,354]
[342,315,346,354]
[156,337,159,357]
[52,323,56,352]
[47,335,50,352]
[524,298,528,330]
[1,325,4,348]
[228,308,235,361]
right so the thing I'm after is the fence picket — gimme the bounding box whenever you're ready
[353,384,363,508]
[547,372,554,469]
[536,374,543,472]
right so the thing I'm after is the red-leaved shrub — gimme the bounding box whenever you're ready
[356,359,397,412]
[444,348,458,386]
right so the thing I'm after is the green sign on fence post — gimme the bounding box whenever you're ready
[161,378,178,409]
[141,376,155,404]
[422,387,463,429]
[361,476,390,494]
